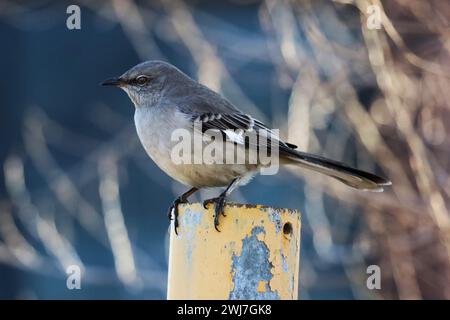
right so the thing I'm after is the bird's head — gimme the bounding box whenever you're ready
[101,60,181,108]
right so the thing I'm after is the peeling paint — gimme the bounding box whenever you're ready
[281,253,288,272]
[229,227,280,300]
[226,202,297,213]
[257,281,267,292]
[268,209,282,234]
[167,203,301,300]
[179,207,203,265]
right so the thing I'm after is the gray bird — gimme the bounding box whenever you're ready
[102,60,391,233]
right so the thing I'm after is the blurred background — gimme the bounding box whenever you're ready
[1,0,450,299]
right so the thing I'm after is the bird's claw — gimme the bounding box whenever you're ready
[203,196,226,232]
[202,197,216,209]
[168,198,189,235]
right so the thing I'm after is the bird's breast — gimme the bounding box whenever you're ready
[134,107,177,167]
[133,107,258,188]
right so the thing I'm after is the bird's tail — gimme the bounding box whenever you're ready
[284,150,391,192]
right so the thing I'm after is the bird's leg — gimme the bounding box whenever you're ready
[168,187,198,235]
[203,177,241,232]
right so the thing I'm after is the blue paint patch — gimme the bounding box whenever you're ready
[229,227,280,300]
[179,207,203,265]
[268,209,282,234]
[281,253,288,273]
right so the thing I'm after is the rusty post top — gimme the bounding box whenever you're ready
[167,202,301,300]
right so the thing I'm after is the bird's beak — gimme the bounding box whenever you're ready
[100,77,124,87]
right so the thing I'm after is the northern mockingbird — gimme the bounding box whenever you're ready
[102,61,391,233]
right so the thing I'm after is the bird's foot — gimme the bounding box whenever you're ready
[168,197,189,235]
[203,195,226,232]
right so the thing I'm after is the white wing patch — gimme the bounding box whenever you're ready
[224,129,245,144]
[192,112,288,150]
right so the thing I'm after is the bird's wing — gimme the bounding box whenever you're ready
[174,87,297,153]
[188,111,296,155]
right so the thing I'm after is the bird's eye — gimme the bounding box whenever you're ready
[135,75,150,86]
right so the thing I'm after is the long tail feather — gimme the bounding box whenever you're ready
[284,150,391,192]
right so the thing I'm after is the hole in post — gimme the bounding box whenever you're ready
[283,222,293,236]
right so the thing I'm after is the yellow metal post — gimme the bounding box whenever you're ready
[167,203,301,300]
